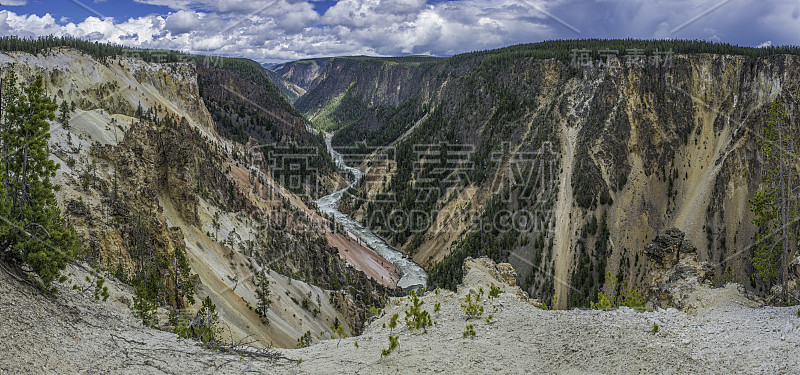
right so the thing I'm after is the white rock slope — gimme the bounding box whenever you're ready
[3,257,799,374]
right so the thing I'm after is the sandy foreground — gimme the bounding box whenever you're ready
[1,259,799,375]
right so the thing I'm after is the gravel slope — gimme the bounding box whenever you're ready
[2,259,799,374]
[0,265,290,374]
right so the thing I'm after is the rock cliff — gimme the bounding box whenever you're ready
[274,42,800,308]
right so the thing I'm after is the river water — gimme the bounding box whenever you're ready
[316,136,428,290]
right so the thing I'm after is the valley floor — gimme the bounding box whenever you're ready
[1,261,799,375]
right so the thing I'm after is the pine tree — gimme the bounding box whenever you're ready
[750,97,800,300]
[135,101,143,120]
[58,100,70,128]
[172,245,195,306]
[0,74,79,290]
[192,296,221,344]
[255,272,272,319]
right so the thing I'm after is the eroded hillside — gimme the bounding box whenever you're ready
[0,47,389,347]
[276,42,800,308]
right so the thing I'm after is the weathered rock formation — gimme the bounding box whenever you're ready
[459,257,529,301]
[644,227,716,309]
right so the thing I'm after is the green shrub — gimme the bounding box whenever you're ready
[590,273,645,311]
[388,312,399,332]
[90,273,109,302]
[131,282,160,328]
[76,270,110,302]
[462,324,476,339]
[169,308,193,339]
[404,290,432,331]
[489,286,501,299]
[168,298,221,345]
[330,324,347,347]
[539,295,558,310]
[297,331,312,348]
[462,293,484,318]
[381,335,399,357]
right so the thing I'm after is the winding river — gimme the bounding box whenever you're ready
[316,136,428,290]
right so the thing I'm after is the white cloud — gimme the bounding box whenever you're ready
[135,0,313,15]
[165,10,202,35]
[0,11,61,38]
[0,0,797,63]
[133,0,197,11]
[317,0,557,56]
[0,0,27,6]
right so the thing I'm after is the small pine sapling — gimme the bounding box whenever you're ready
[462,293,484,319]
[331,323,347,347]
[404,290,432,331]
[388,312,399,332]
[297,331,312,348]
[381,335,399,357]
[462,324,476,339]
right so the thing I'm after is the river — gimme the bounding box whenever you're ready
[316,136,428,290]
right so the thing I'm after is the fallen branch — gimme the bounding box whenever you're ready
[207,341,294,363]
[0,259,39,292]
[111,333,148,346]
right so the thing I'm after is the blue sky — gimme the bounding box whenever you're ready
[1,0,798,63]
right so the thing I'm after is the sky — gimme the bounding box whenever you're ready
[0,0,798,63]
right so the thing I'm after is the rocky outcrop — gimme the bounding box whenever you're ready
[459,257,529,301]
[645,228,714,309]
[496,262,518,287]
[644,227,700,271]
[766,255,800,305]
